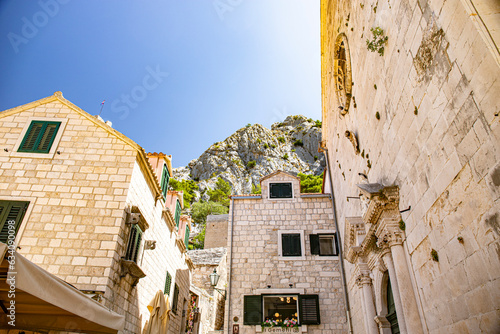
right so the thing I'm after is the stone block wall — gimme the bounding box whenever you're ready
[321,0,500,332]
[205,214,229,249]
[225,172,348,333]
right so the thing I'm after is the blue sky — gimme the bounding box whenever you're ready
[0,0,320,167]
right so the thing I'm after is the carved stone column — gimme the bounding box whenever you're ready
[388,232,424,334]
[356,273,379,334]
[380,248,407,334]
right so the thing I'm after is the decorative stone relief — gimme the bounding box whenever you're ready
[333,34,352,115]
[345,130,360,155]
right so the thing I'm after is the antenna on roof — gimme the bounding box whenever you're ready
[98,100,105,116]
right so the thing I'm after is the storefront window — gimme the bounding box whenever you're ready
[263,295,299,323]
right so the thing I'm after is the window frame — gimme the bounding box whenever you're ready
[160,164,170,199]
[310,230,339,257]
[172,283,180,314]
[124,224,143,263]
[269,182,293,199]
[11,117,67,159]
[174,200,181,228]
[277,230,305,260]
[0,200,30,244]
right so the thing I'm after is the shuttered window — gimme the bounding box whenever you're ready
[174,200,181,228]
[310,234,338,256]
[18,121,61,153]
[172,283,179,314]
[124,224,143,263]
[282,233,301,256]
[270,183,292,198]
[160,164,170,198]
[243,295,262,325]
[184,226,190,248]
[164,271,172,295]
[0,201,29,243]
[299,295,320,325]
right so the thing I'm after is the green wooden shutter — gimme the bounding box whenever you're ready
[125,224,143,262]
[18,121,61,153]
[282,234,301,256]
[310,234,320,255]
[172,284,179,313]
[161,164,170,198]
[243,295,262,325]
[175,200,181,227]
[184,226,190,247]
[164,271,172,295]
[299,295,320,325]
[0,201,29,243]
[281,183,292,198]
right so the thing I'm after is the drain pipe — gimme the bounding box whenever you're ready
[227,196,235,333]
[320,145,354,334]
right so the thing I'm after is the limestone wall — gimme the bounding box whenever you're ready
[321,0,500,332]
[205,214,229,249]
[225,173,348,333]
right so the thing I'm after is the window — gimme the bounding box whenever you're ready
[174,200,181,228]
[184,226,190,248]
[281,234,301,256]
[164,271,172,295]
[243,294,320,325]
[160,164,170,199]
[124,224,143,263]
[270,182,292,198]
[310,234,338,256]
[172,283,180,314]
[18,121,61,153]
[0,200,29,243]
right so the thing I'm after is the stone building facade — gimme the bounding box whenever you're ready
[188,247,228,333]
[321,0,499,333]
[204,214,229,249]
[225,171,347,333]
[0,92,193,333]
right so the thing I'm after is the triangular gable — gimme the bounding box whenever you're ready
[259,170,300,185]
[0,91,162,200]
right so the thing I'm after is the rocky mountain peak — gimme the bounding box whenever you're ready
[174,115,325,195]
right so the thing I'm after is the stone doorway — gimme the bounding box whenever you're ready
[386,278,400,334]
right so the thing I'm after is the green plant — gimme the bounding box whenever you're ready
[457,236,464,243]
[375,111,380,120]
[263,143,269,149]
[414,106,418,115]
[431,249,439,262]
[366,27,388,56]
[271,144,276,149]
[399,219,406,231]
[247,160,256,169]
[246,123,251,128]
[298,172,324,193]
[314,155,318,161]
[293,139,304,147]
[313,120,322,128]
[278,136,285,143]
[291,149,296,152]
[283,153,289,160]
[251,183,261,194]
[169,179,198,208]
[256,138,261,143]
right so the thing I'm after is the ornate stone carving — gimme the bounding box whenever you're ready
[356,274,373,287]
[333,34,352,115]
[345,130,360,155]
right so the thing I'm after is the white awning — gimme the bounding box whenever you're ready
[0,243,125,333]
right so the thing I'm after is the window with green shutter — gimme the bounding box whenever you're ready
[282,233,301,256]
[243,295,262,325]
[270,182,292,198]
[174,200,181,228]
[125,224,143,263]
[299,295,320,325]
[184,226,190,248]
[160,164,170,198]
[164,271,172,295]
[172,283,180,314]
[18,121,61,153]
[0,200,29,243]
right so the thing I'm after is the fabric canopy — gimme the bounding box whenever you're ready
[143,290,170,334]
[0,243,125,333]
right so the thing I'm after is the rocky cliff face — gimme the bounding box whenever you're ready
[174,115,325,196]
